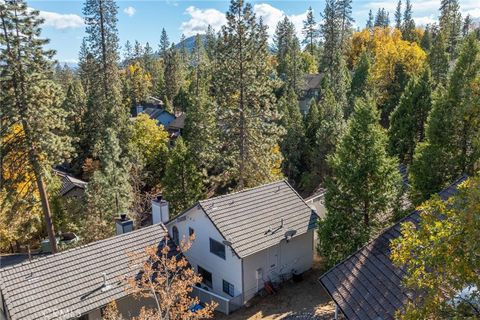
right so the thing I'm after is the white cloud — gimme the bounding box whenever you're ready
[180,4,308,41]
[123,6,136,17]
[413,16,438,26]
[253,3,308,41]
[38,10,84,30]
[180,6,226,37]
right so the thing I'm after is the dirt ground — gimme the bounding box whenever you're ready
[214,254,336,320]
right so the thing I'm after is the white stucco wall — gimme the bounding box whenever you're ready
[167,206,243,300]
[242,229,314,302]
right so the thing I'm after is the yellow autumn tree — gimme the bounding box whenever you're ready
[0,124,43,251]
[123,62,153,107]
[348,27,427,126]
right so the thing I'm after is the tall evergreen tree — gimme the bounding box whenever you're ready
[462,14,472,37]
[366,9,374,31]
[82,0,132,225]
[401,0,417,42]
[204,25,217,60]
[420,24,432,51]
[348,51,371,117]
[162,138,203,215]
[274,16,303,93]
[428,32,450,87]
[374,8,390,28]
[214,0,283,190]
[123,39,133,62]
[336,0,354,50]
[278,88,304,183]
[302,7,319,55]
[439,0,462,56]
[159,28,169,58]
[318,97,401,267]
[410,35,480,202]
[394,0,402,30]
[62,80,88,174]
[300,99,321,191]
[389,67,433,164]
[0,0,73,252]
[163,44,183,105]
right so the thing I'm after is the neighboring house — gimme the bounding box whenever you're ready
[304,187,326,219]
[136,103,185,140]
[53,169,87,198]
[299,74,323,115]
[319,176,468,320]
[165,180,319,311]
[0,223,168,320]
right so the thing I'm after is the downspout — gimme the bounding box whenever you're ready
[241,258,245,305]
[335,304,339,320]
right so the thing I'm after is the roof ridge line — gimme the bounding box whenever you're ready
[0,223,166,273]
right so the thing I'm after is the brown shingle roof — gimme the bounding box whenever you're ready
[198,180,317,258]
[0,224,168,320]
[319,176,468,320]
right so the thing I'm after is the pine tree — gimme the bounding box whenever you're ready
[320,0,351,111]
[302,7,319,55]
[204,25,217,60]
[0,1,73,252]
[278,88,304,183]
[316,80,346,180]
[389,67,432,164]
[274,16,303,93]
[163,44,183,105]
[318,97,401,267]
[366,10,374,31]
[394,0,402,30]
[410,35,480,202]
[300,99,321,192]
[123,40,133,62]
[159,28,169,58]
[82,0,132,224]
[428,32,450,87]
[62,80,88,174]
[348,51,371,117]
[421,25,432,51]
[381,62,409,127]
[214,0,283,190]
[162,138,204,215]
[462,14,472,37]
[374,8,390,28]
[133,40,143,60]
[336,0,354,49]
[402,0,417,42]
[439,0,462,56]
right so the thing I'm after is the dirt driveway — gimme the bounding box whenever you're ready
[214,255,336,320]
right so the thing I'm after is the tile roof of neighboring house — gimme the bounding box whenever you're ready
[198,180,318,259]
[54,170,87,196]
[301,74,323,91]
[167,113,186,130]
[319,175,468,320]
[0,224,168,320]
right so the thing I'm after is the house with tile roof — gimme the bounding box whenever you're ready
[53,169,87,198]
[319,176,468,320]
[0,224,168,320]
[165,180,319,308]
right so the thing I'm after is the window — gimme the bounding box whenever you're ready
[189,227,194,237]
[172,226,179,245]
[209,238,226,259]
[223,280,234,297]
[197,265,212,288]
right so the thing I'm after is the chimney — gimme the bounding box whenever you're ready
[115,213,133,235]
[151,194,169,225]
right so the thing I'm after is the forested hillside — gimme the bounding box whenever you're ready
[1,0,479,259]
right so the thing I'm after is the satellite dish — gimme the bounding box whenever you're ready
[284,230,297,240]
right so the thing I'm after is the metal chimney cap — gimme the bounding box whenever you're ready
[120,213,127,221]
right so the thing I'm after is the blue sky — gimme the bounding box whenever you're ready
[29,0,480,63]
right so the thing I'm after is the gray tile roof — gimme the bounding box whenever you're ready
[198,180,317,259]
[54,170,87,196]
[0,224,168,320]
[319,176,468,320]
